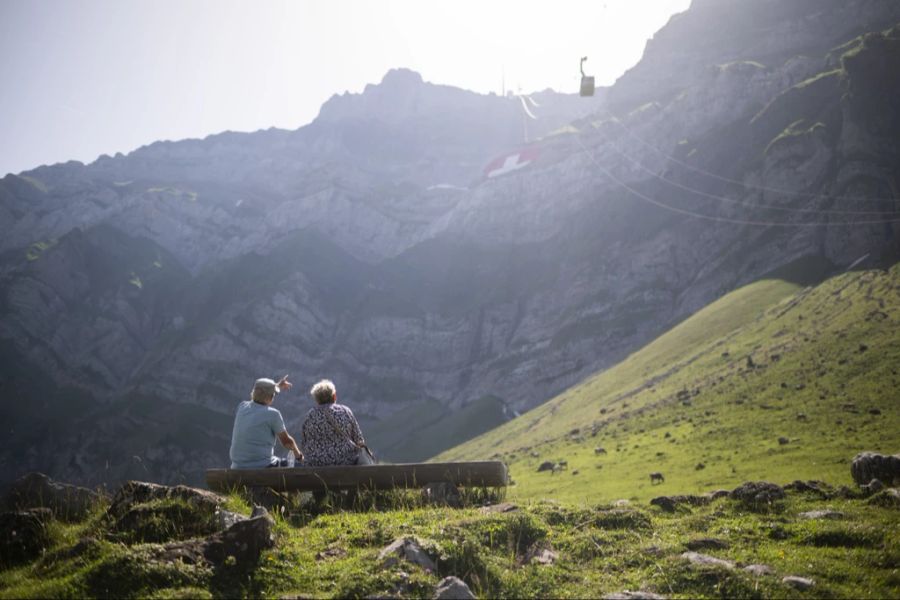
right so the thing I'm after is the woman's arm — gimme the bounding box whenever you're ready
[348,410,366,446]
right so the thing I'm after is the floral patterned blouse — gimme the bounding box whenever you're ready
[300,403,366,466]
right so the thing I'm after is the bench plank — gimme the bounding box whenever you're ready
[206,461,508,492]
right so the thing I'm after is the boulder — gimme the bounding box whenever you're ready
[782,576,815,590]
[108,481,224,518]
[851,452,900,486]
[603,592,667,600]
[162,505,275,570]
[378,536,437,572]
[2,473,100,521]
[744,564,776,577]
[422,482,462,508]
[0,508,53,564]
[433,576,476,600]
[681,551,734,569]
[729,482,785,507]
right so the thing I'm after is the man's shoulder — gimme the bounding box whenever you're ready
[335,403,354,416]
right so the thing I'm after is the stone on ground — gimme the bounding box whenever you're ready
[681,551,735,569]
[782,575,815,590]
[480,502,518,513]
[685,537,730,550]
[526,544,558,566]
[378,536,437,572]
[433,576,476,600]
[650,495,710,512]
[867,488,900,508]
[784,480,834,498]
[744,564,776,576]
[730,481,785,507]
[861,479,885,496]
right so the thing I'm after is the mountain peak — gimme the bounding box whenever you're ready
[379,68,424,87]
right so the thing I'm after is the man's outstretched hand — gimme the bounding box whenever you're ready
[277,374,293,392]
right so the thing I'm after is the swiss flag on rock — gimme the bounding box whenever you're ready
[483,146,540,179]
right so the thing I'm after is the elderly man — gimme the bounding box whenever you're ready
[229,375,303,469]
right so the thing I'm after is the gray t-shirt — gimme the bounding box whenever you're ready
[229,401,287,469]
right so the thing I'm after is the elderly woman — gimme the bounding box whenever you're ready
[300,379,373,466]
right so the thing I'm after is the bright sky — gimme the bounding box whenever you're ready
[0,0,690,177]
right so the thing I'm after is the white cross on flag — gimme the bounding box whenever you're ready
[483,146,540,179]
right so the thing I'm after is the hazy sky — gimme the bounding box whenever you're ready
[0,0,690,177]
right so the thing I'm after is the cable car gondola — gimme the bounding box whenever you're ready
[580,56,594,97]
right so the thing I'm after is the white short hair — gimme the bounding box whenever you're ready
[310,379,336,404]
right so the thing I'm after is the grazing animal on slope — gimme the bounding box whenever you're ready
[650,472,665,485]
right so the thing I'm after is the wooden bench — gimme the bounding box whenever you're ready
[206,461,508,493]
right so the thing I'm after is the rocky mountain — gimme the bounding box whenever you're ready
[1,0,899,487]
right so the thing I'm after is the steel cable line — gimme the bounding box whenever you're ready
[597,108,900,207]
[600,130,900,216]
[575,133,900,227]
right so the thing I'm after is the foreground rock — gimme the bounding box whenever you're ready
[108,480,225,518]
[106,480,232,543]
[0,508,53,564]
[603,592,666,600]
[851,453,900,486]
[378,536,437,572]
[433,576,476,600]
[2,473,101,521]
[160,505,275,570]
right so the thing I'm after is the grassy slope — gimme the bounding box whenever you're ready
[437,264,900,504]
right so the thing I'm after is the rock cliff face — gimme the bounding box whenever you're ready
[1,1,899,487]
